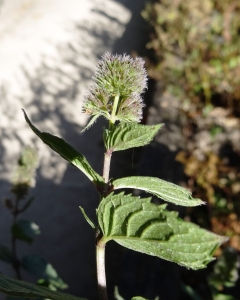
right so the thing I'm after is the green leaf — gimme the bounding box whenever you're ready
[0,245,13,264]
[214,295,237,300]
[81,115,99,133]
[23,110,103,187]
[97,193,227,270]
[113,176,204,207]
[0,273,86,299]
[79,206,96,229]
[22,255,68,289]
[11,220,40,244]
[114,286,125,300]
[131,297,148,300]
[104,123,163,152]
[181,283,203,300]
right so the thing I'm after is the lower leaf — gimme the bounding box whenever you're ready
[97,193,228,270]
[22,254,68,289]
[0,273,87,299]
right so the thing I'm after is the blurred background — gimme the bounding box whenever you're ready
[0,0,240,299]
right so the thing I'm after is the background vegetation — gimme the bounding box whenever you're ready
[142,0,240,299]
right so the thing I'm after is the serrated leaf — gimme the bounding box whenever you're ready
[22,255,67,289]
[23,110,103,186]
[11,220,40,244]
[0,273,86,299]
[113,176,204,207]
[104,123,163,151]
[0,245,13,264]
[97,193,227,270]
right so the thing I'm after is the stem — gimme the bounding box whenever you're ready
[11,197,21,279]
[109,94,120,128]
[97,95,119,299]
[103,151,112,185]
[96,239,108,300]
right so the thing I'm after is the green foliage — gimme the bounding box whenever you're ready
[181,247,239,300]
[0,273,86,300]
[104,123,163,152]
[97,193,226,269]
[113,176,204,206]
[11,220,40,244]
[142,0,240,106]
[208,248,239,292]
[23,109,103,187]
[22,254,68,290]
[79,206,96,229]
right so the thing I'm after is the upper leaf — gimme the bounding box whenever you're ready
[23,110,103,187]
[0,273,86,299]
[97,193,227,270]
[104,123,163,152]
[11,220,40,244]
[113,176,204,207]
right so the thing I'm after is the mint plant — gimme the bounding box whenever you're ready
[0,53,227,300]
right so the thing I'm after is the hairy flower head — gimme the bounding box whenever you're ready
[94,52,147,96]
[82,52,147,128]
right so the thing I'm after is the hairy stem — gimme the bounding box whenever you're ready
[96,239,108,300]
[103,150,112,186]
[98,95,119,299]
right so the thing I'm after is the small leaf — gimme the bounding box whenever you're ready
[113,176,204,206]
[37,278,66,291]
[0,245,13,264]
[79,206,96,229]
[114,286,125,300]
[11,220,40,244]
[181,283,203,300]
[22,255,67,289]
[0,272,86,299]
[104,123,163,151]
[81,115,99,133]
[97,193,227,270]
[23,110,103,187]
